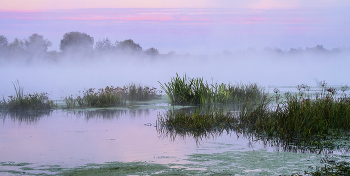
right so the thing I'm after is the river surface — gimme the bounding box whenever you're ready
[1,94,349,175]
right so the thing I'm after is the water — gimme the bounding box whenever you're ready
[0,99,349,175]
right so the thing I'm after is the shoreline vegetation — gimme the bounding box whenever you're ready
[1,74,350,175]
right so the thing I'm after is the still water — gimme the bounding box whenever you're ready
[0,98,348,175]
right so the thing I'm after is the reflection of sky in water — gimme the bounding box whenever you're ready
[0,108,347,169]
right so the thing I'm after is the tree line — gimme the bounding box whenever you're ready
[0,31,161,62]
[0,31,349,62]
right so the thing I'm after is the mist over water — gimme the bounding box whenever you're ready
[1,51,349,100]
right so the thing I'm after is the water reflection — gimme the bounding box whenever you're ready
[74,109,128,120]
[0,110,52,124]
[157,106,350,155]
[157,124,230,143]
[129,108,150,118]
[63,108,151,121]
[158,121,350,155]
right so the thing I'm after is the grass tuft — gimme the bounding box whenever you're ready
[64,86,126,108]
[159,73,264,105]
[0,80,56,111]
[63,83,161,108]
[158,81,350,149]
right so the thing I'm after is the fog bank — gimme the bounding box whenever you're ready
[0,51,349,100]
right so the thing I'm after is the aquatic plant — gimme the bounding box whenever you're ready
[63,83,161,109]
[81,86,126,108]
[159,73,264,105]
[0,81,56,111]
[128,83,161,101]
[64,95,78,109]
[158,82,350,148]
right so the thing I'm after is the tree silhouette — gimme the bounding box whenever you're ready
[116,39,142,54]
[0,35,9,57]
[9,38,26,55]
[25,33,52,56]
[95,38,114,53]
[145,47,159,56]
[60,31,94,55]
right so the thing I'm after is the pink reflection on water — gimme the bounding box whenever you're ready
[0,109,263,167]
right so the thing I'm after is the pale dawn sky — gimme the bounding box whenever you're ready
[1,0,350,10]
[0,0,349,53]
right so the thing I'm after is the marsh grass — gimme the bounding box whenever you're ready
[128,83,161,101]
[63,83,161,108]
[247,84,350,146]
[64,86,126,108]
[159,73,264,105]
[0,81,56,111]
[158,82,350,149]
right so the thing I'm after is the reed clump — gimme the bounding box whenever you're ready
[64,86,126,108]
[63,83,161,108]
[158,82,350,148]
[245,84,350,145]
[127,83,161,101]
[0,81,56,111]
[159,73,264,105]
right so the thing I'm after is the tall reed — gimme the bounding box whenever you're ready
[128,83,161,101]
[0,81,56,111]
[158,82,350,148]
[63,83,161,108]
[64,86,126,108]
[159,73,264,105]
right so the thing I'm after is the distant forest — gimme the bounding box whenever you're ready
[0,31,349,62]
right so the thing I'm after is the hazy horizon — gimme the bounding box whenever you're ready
[1,8,349,54]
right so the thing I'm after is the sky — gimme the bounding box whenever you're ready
[0,0,349,51]
[1,0,350,53]
[1,7,349,54]
[1,0,350,10]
